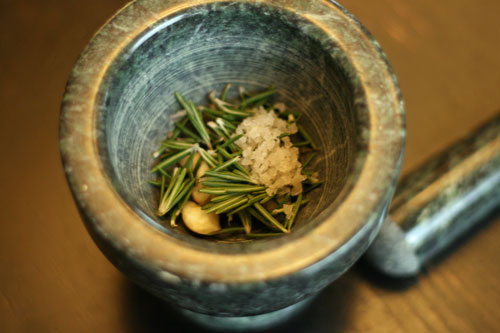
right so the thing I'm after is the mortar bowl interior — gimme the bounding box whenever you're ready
[97,3,363,253]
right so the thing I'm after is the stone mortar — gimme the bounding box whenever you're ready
[60,0,405,329]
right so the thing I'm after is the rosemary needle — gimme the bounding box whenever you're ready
[202,181,249,187]
[254,202,289,233]
[210,193,242,203]
[220,84,231,101]
[286,193,302,230]
[204,170,252,183]
[203,195,247,214]
[158,168,188,215]
[240,86,275,110]
[199,185,266,195]
[211,156,241,172]
[209,227,246,236]
[238,211,252,234]
[151,148,192,173]
[301,152,317,170]
[297,124,318,150]
[219,134,244,149]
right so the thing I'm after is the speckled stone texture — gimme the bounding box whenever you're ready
[99,2,360,239]
[366,111,500,278]
[59,0,404,328]
[391,111,500,264]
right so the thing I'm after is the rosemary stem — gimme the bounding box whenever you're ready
[253,202,289,233]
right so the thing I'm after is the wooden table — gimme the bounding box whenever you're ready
[1,1,499,331]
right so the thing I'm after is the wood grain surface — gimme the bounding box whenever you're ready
[1,0,499,332]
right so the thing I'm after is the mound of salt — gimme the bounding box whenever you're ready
[235,107,306,196]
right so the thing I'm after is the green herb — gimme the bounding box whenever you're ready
[238,211,252,234]
[240,86,275,110]
[253,202,289,233]
[151,148,192,173]
[211,156,241,172]
[148,85,323,240]
[297,124,318,150]
[302,152,317,170]
[219,134,244,149]
[220,84,232,101]
[285,194,302,230]
[209,227,246,236]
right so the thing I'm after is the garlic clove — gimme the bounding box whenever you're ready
[191,181,212,205]
[179,152,200,168]
[196,161,210,178]
[181,201,220,235]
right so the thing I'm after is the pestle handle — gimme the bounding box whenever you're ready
[366,111,500,277]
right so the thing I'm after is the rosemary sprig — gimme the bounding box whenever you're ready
[202,181,250,187]
[203,171,252,183]
[247,207,277,230]
[208,227,246,236]
[175,92,212,148]
[199,185,266,195]
[149,85,322,239]
[168,177,196,227]
[158,168,188,216]
[253,202,289,233]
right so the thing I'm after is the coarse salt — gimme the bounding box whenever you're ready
[235,107,306,196]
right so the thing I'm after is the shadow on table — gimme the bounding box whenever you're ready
[121,272,356,333]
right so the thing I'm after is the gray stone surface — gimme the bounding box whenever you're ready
[60,0,405,327]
